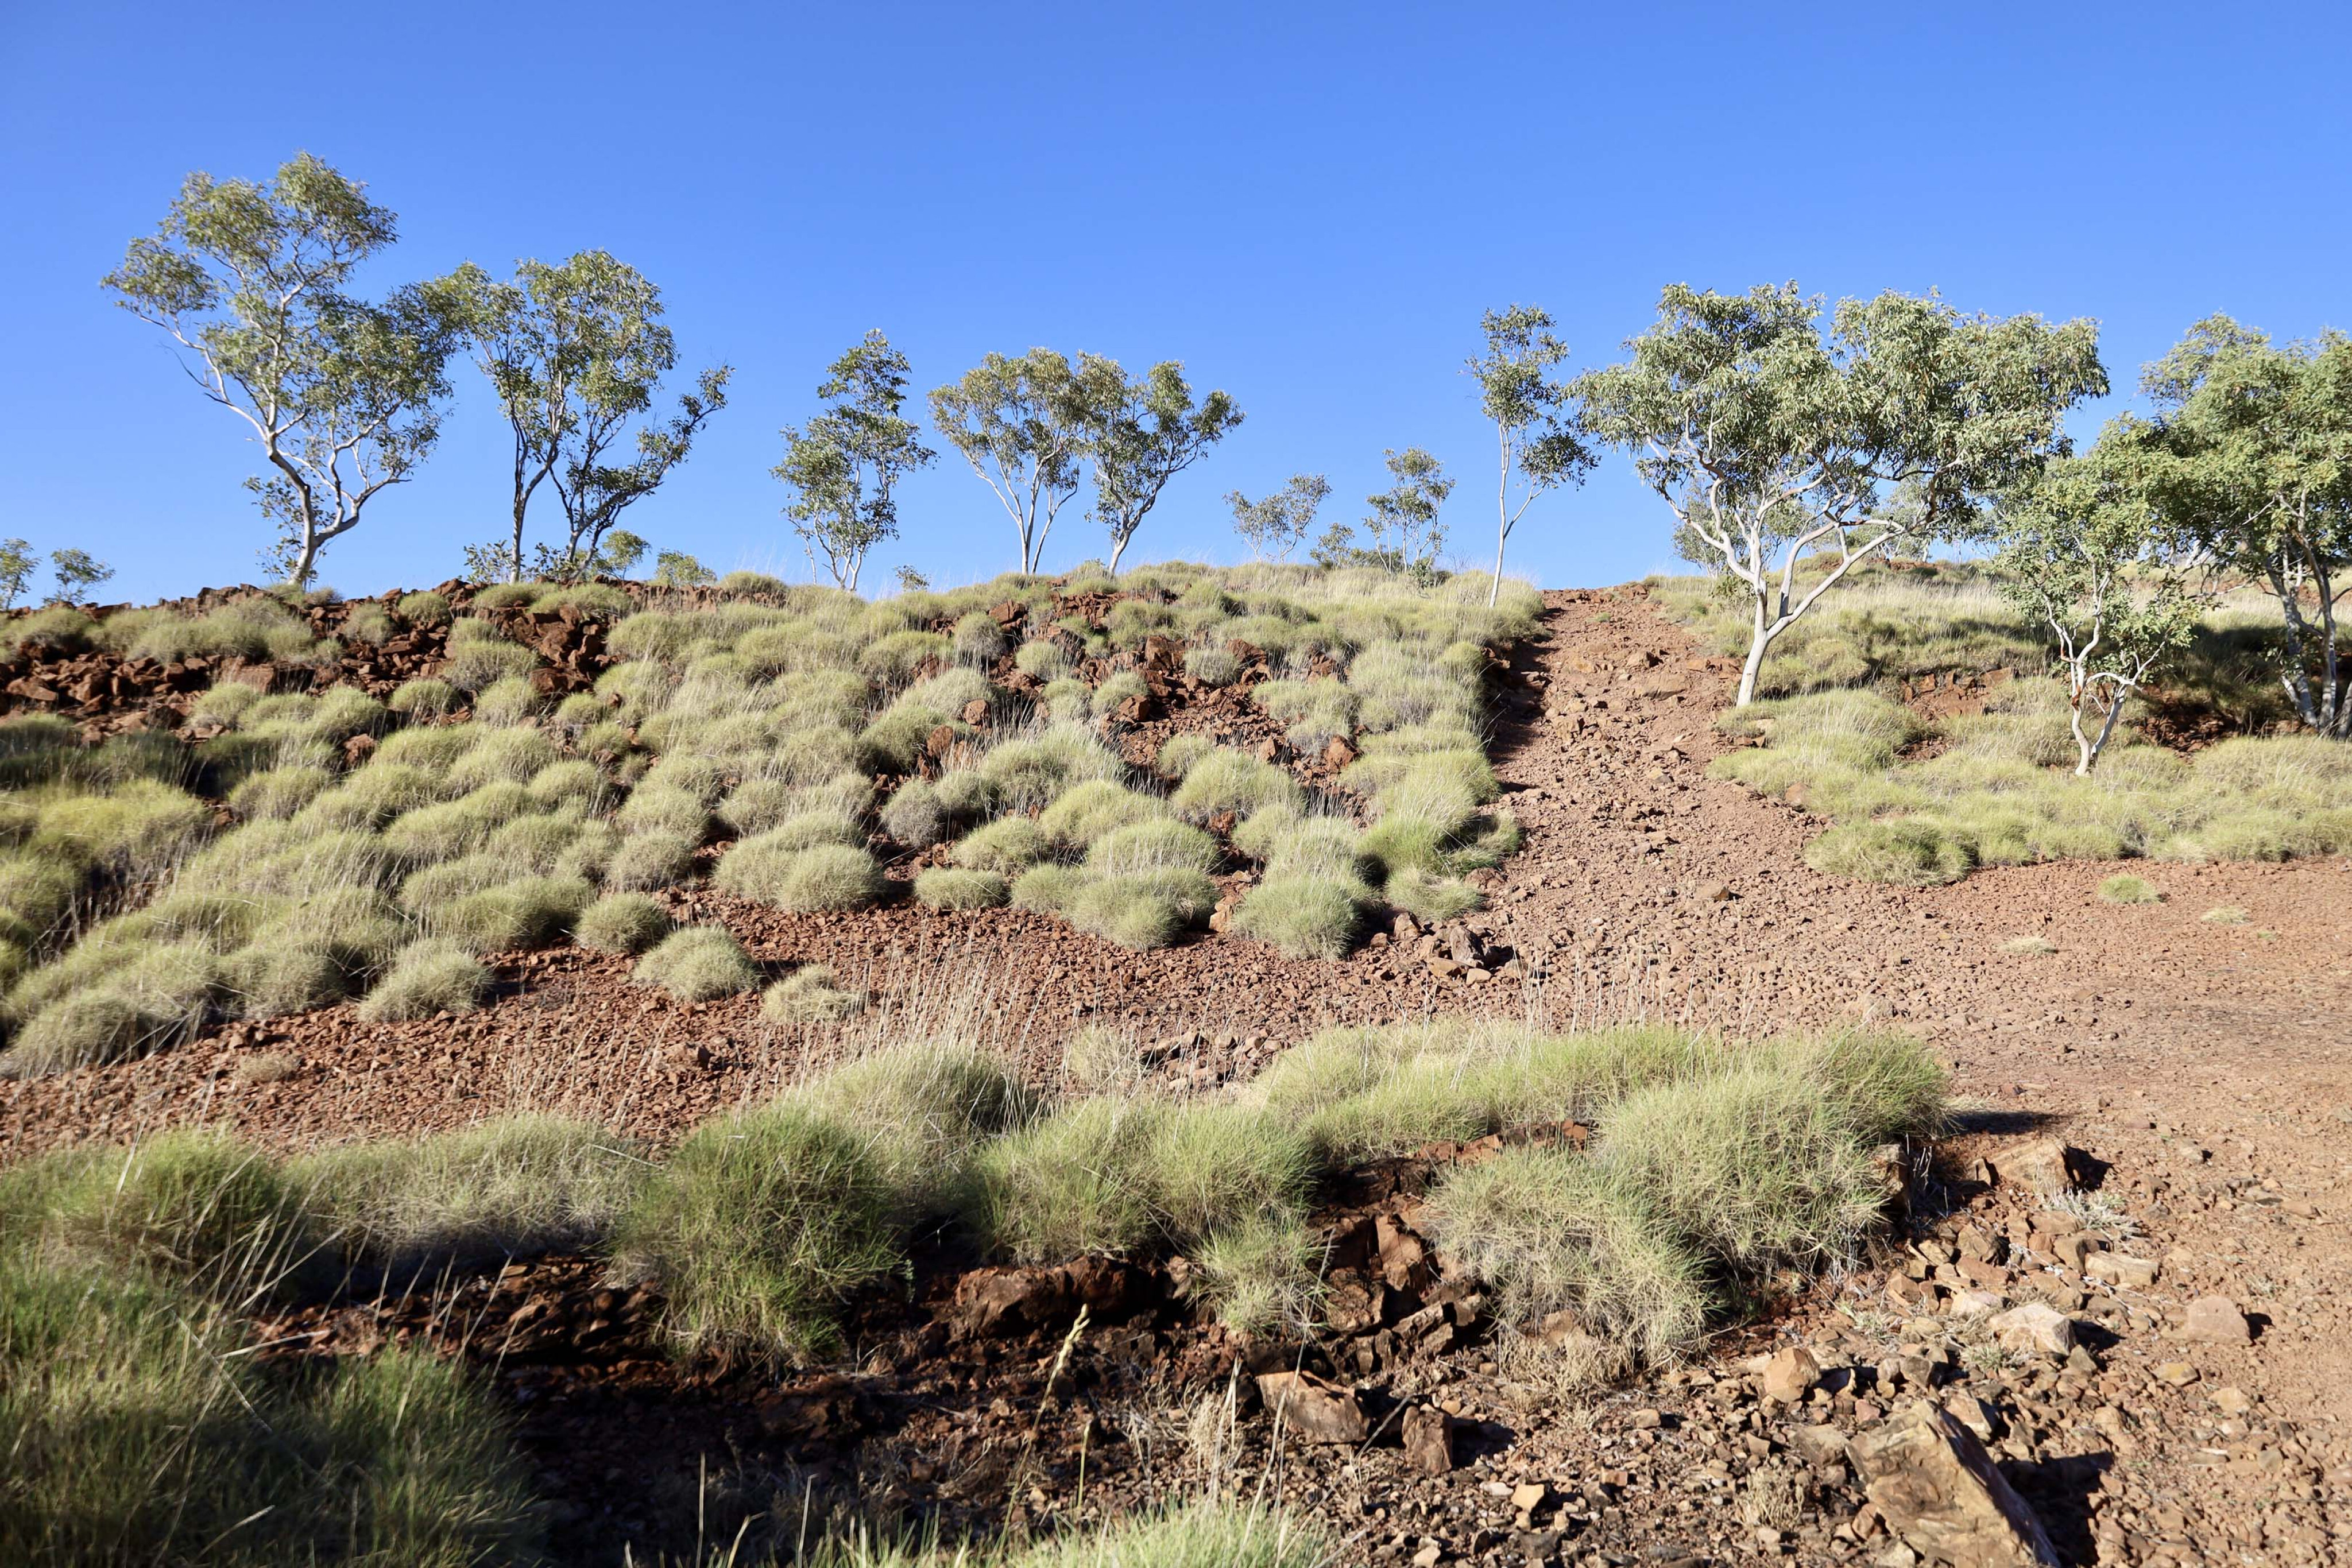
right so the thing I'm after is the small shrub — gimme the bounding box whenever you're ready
[714,838,884,911]
[915,867,1010,909]
[1185,644,1240,686]
[952,610,1009,664]
[431,875,591,953]
[1171,749,1305,819]
[633,924,760,1001]
[471,675,543,725]
[1039,779,1166,849]
[575,892,672,955]
[1085,818,1220,876]
[228,765,331,822]
[603,827,701,891]
[396,590,452,626]
[1232,873,1368,959]
[51,1128,314,1287]
[1191,1214,1325,1337]
[1013,639,1073,681]
[2096,873,2161,904]
[620,1103,903,1363]
[880,779,951,848]
[972,1096,1165,1262]
[1423,1147,1708,1364]
[224,943,351,1018]
[297,1116,645,1268]
[1061,1024,1146,1094]
[1597,1064,1887,1271]
[1010,862,1084,912]
[760,965,867,1023]
[357,939,491,1023]
[2002,935,2058,955]
[1067,872,1211,950]
[1803,819,1972,885]
[951,815,1054,873]
[2200,905,2249,924]
[1153,731,1216,780]
[1385,865,1485,922]
[1146,1102,1316,1244]
[787,1040,1032,1210]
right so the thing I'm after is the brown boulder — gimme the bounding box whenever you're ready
[1850,1403,2059,1568]
[1763,1345,1821,1403]
[941,1267,1071,1341]
[1992,1139,2081,1196]
[2181,1296,2250,1344]
[1402,1403,1458,1473]
[1255,1369,1368,1444]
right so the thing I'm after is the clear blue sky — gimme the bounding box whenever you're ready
[4,2,2347,602]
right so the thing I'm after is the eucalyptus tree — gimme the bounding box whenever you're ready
[102,152,470,587]
[1467,304,1594,605]
[2107,318,2352,738]
[1995,455,2203,774]
[1317,448,1454,575]
[1572,282,2107,704]
[454,250,725,580]
[1228,474,1332,560]
[1083,358,1243,572]
[774,330,935,592]
[929,349,1116,572]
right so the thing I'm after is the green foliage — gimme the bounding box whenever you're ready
[1423,1148,1708,1364]
[1232,872,1369,959]
[49,1129,314,1288]
[2118,316,2352,737]
[1191,1213,1326,1337]
[760,965,867,1023]
[223,942,351,1017]
[574,891,672,954]
[971,1096,1166,1262]
[914,866,1009,909]
[620,1103,902,1363]
[632,924,760,1001]
[1170,749,1303,819]
[2097,873,2161,904]
[357,939,490,1022]
[103,152,471,584]
[1084,356,1244,570]
[1228,473,1332,563]
[1575,281,2108,703]
[775,330,935,592]
[296,1116,645,1269]
[0,1254,537,1566]
[715,837,884,911]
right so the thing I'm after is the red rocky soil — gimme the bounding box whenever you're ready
[6,585,2349,1566]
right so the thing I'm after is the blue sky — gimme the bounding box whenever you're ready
[3,2,2347,601]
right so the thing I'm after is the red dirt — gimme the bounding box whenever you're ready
[7,583,2349,1565]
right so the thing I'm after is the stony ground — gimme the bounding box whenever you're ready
[6,584,2347,1566]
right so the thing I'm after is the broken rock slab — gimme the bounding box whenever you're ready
[1989,1302,2076,1359]
[1402,1402,1459,1474]
[2180,1295,2251,1344]
[1850,1402,2060,1568]
[1255,1370,1370,1444]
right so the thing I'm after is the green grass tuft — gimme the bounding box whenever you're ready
[632,924,760,1001]
[620,1102,903,1364]
[575,892,673,955]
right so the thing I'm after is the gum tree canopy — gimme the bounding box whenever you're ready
[1572,282,2107,704]
[2109,318,2352,739]
[102,152,469,587]
[775,330,934,593]
[454,250,731,582]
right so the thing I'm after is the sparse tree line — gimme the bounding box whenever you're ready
[96,154,2352,745]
